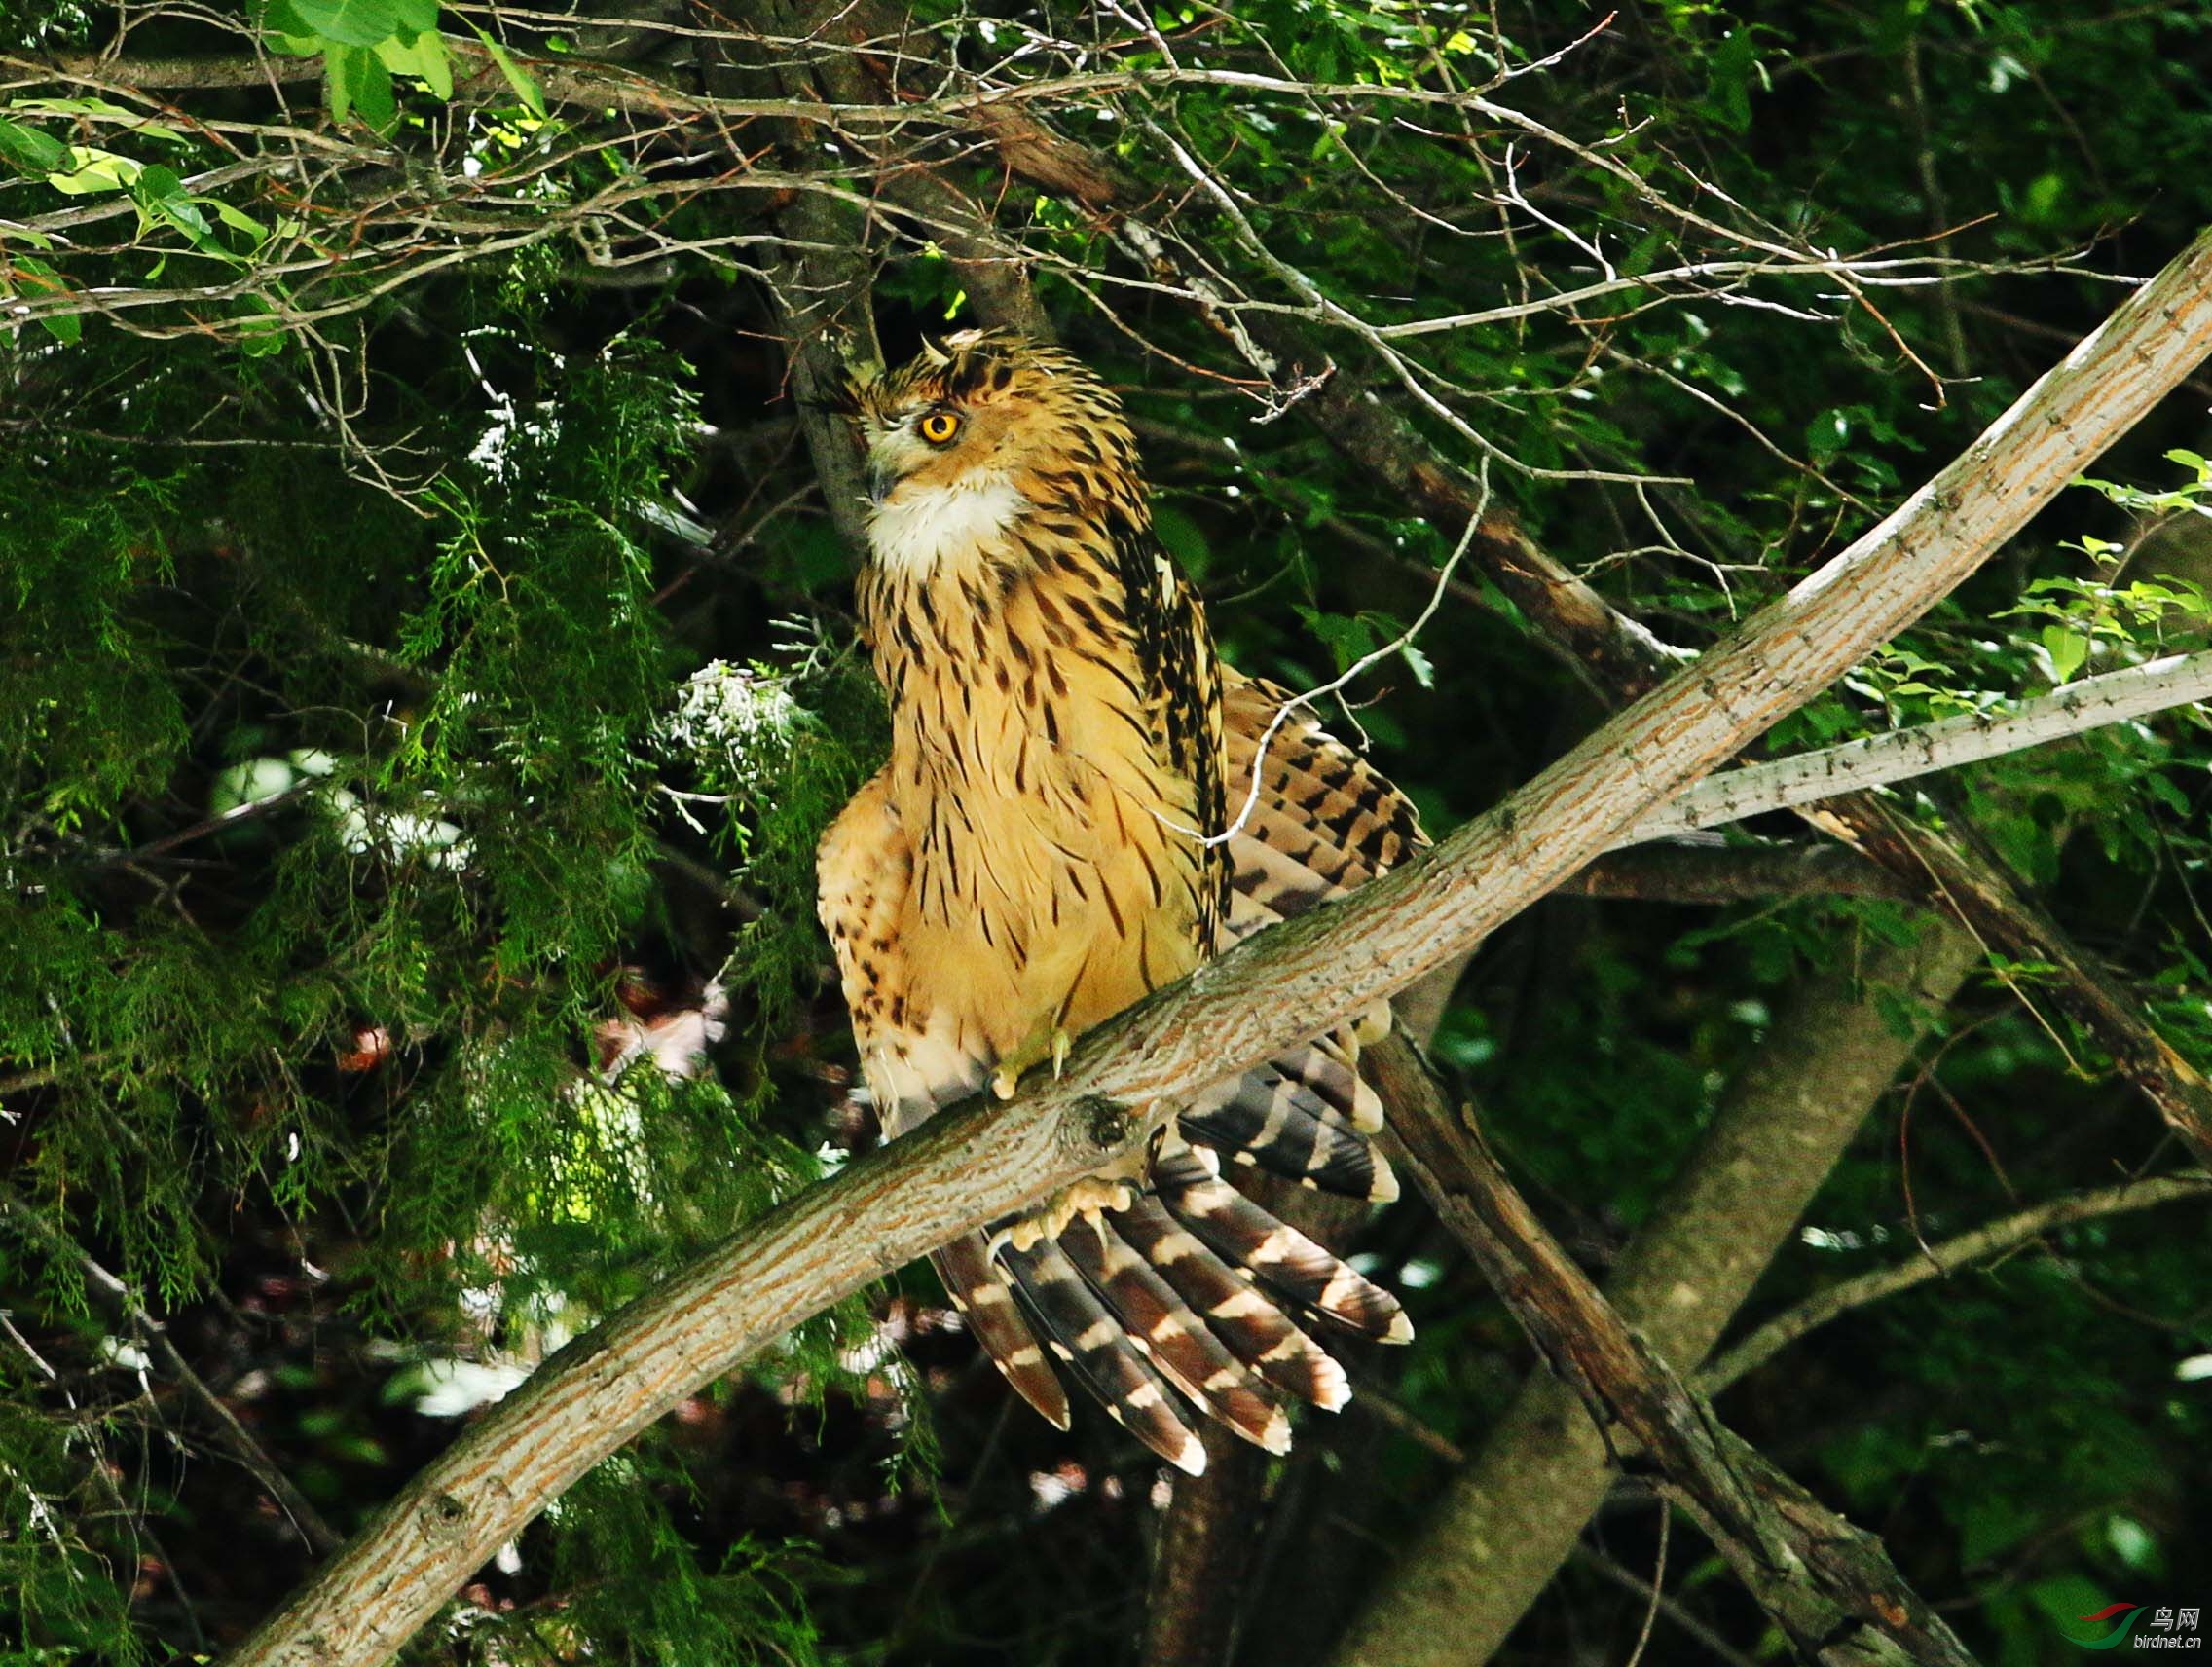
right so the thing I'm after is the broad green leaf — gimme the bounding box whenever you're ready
[205,199,271,240]
[132,166,220,249]
[8,97,187,146]
[376,28,454,99]
[2042,626,2088,685]
[0,116,68,173]
[46,146,143,195]
[7,253,79,343]
[327,43,398,131]
[288,0,403,47]
[257,0,326,55]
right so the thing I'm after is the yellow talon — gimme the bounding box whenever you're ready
[991,1025,1077,1099]
[1004,1176,1135,1252]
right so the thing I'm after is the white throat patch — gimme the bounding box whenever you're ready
[868,474,1027,579]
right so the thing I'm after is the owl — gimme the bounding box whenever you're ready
[818,331,1420,1470]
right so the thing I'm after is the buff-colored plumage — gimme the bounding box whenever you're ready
[818,331,1420,1471]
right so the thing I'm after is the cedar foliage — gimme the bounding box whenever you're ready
[3,2,2211,1663]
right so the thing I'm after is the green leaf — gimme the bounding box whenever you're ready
[326,43,398,131]
[257,0,326,55]
[375,28,454,99]
[1806,407,1851,461]
[205,198,272,240]
[1296,608,1379,673]
[45,145,143,195]
[2042,626,2088,685]
[288,0,403,47]
[467,22,545,117]
[8,97,188,146]
[131,165,221,250]
[0,115,67,174]
[8,253,79,343]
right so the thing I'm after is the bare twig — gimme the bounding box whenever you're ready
[0,1186,343,1556]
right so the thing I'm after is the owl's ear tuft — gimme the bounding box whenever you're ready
[916,335,953,369]
[804,367,869,421]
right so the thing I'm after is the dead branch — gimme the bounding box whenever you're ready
[1631,649,2212,842]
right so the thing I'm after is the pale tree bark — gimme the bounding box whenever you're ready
[1331,916,1983,1667]
[1628,649,2212,842]
[205,224,2212,1667]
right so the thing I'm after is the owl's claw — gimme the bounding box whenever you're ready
[990,1027,1076,1100]
[1000,1175,1135,1253]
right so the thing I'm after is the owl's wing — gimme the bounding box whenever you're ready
[1173,673,1427,1196]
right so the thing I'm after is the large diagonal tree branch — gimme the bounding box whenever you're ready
[1213,309,2212,1164]
[819,57,2212,1161]
[211,226,2212,1667]
[1045,147,2212,1164]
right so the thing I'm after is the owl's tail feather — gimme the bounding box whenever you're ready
[932,1237,1070,1430]
[1056,1213,1292,1455]
[1154,1147,1413,1344]
[1183,1064,1398,1203]
[1271,1035,1385,1132]
[1113,1195,1350,1412]
[1001,1240,1208,1475]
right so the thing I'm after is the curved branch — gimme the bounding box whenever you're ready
[216,225,2212,1667]
[1700,1175,2212,1395]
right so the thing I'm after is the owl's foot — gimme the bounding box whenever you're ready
[1000,1175,1135,1253]
[990,1026,1075,1101]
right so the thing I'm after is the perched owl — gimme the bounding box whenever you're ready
[817,330,1421,1472]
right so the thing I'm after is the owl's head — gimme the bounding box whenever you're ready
[841,331,1143,530]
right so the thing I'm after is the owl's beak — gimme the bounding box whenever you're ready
[867,459,898,505]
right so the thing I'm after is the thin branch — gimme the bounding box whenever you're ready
[0,1187,343,1556]
[1627,650,2212,844]
[1700,1176,2212,1395]
[1568,1542,1758,1667]
[1563,841,1910,904]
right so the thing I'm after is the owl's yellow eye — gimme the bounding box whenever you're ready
[916,410,962,446]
